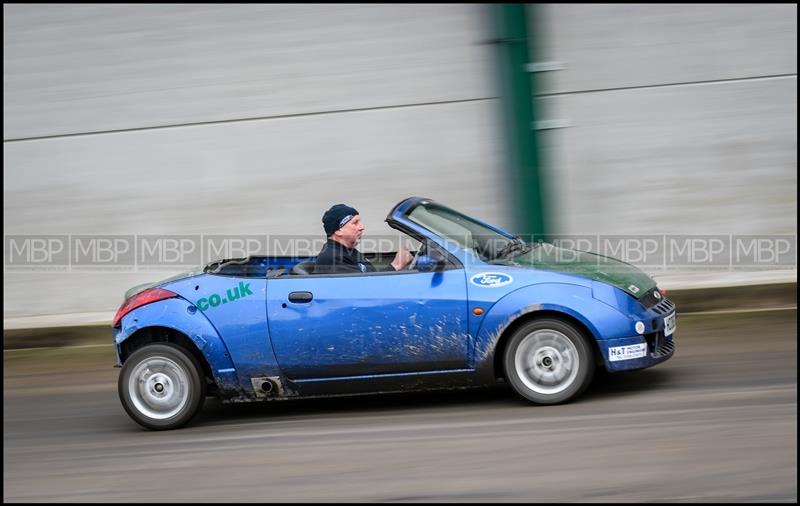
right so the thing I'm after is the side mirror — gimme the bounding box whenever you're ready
[415,254,445,272]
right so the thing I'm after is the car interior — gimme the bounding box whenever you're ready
[205,250,421,278]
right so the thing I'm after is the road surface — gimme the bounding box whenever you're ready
[4,310,797,502]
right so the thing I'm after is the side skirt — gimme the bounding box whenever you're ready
[221,369,489,403]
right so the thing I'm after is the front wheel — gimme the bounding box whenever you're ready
[118,343,206,430]
[504,318,595,405]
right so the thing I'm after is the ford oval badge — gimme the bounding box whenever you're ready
[470,272,513,288]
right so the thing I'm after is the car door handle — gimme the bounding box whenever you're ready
[288,291,313,303]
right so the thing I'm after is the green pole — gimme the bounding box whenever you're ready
[493,3,548,242]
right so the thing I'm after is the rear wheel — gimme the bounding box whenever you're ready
[503,318,595,404]
[119,343,206,430]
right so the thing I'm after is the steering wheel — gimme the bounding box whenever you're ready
[406,243,426,271]
[471,236,491,260]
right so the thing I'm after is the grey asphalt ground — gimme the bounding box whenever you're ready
[3,310,797,502]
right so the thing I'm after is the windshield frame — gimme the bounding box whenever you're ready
[390,198,524,262]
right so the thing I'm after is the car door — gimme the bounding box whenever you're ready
[266,267,469,379]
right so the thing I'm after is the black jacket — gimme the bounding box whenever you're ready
[315,239,396,274]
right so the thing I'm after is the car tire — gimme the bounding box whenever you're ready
[503,318,595,405]
[119,343,206,430]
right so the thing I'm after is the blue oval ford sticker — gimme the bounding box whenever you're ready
[470,272,513,288]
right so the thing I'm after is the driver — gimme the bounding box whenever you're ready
[315,203,413,274]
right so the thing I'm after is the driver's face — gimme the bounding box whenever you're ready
[333,214,364,248]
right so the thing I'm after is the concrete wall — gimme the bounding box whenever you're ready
[3,4,797,322]
[533,4,797,236]
[4,4,509,319]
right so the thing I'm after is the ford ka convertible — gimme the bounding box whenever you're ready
[113,197,676,430]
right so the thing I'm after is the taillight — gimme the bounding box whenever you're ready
[113,287,178,327]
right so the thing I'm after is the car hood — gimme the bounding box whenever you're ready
[508,243,657,298]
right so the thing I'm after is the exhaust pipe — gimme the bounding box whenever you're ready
[250,376,282,397]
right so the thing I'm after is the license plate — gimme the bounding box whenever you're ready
[664,312,676,336]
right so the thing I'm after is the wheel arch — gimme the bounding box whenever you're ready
[120,326,214,385]
[114,297,242,396]
[491,310,605,380]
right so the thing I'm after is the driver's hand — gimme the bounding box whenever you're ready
[391,248,414,271]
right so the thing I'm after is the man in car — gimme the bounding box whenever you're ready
[315,203,413,274]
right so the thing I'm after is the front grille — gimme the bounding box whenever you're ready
[644,330,675,355]
[652,297,675,315]
[651,339,674,358]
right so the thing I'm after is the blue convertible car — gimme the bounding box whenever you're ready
[113,197,676,430]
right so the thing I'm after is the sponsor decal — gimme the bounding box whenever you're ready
[628,284,640,294]
[609,343,647,362]
[470,272,513,288]
[196,281,254,311]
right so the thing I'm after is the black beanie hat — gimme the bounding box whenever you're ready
[322,204,359,236]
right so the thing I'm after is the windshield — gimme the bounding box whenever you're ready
[406,203,530,261]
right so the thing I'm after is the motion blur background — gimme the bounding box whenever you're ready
[3,4,797,324]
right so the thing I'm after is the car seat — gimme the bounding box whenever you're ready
[290,261,316,275]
